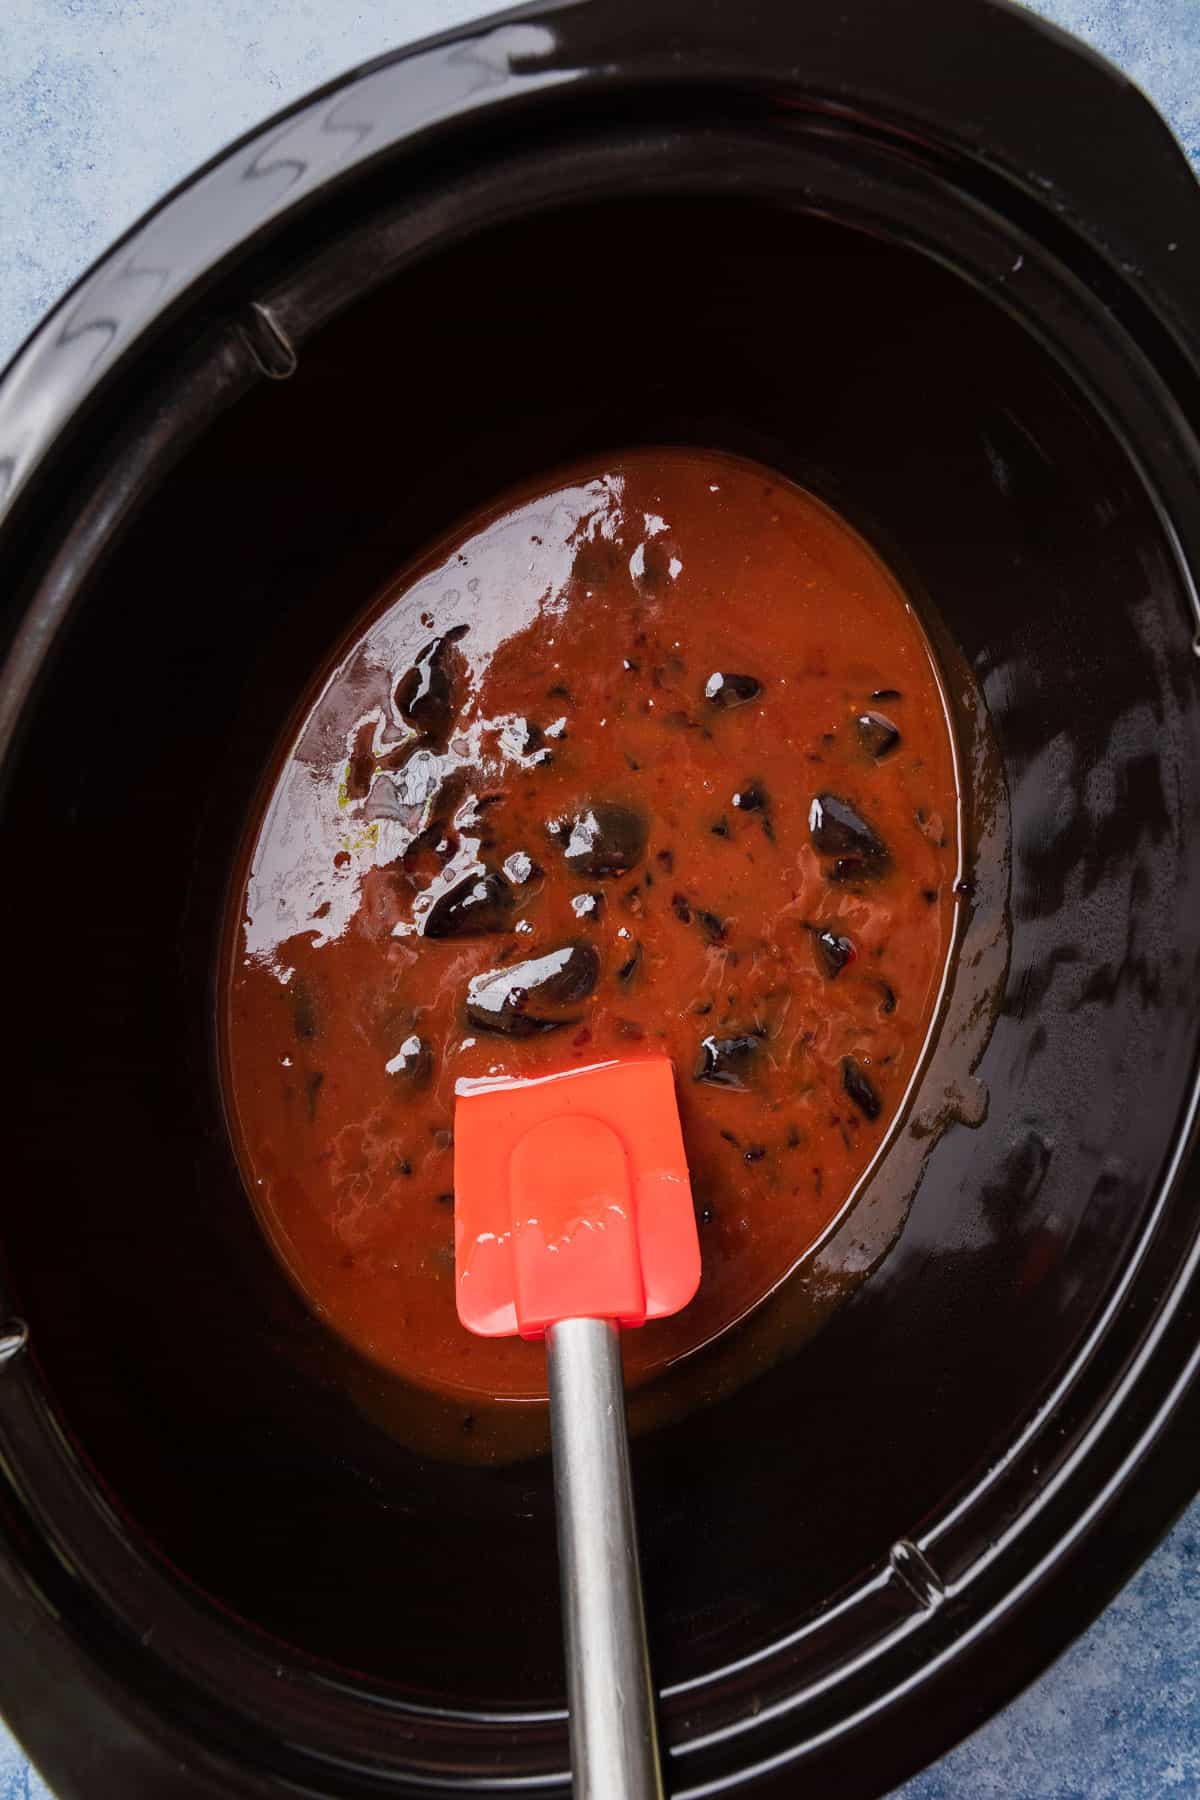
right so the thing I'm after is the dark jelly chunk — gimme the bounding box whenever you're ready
[697,909,728,946]
[617,940,643,984]
[384,1034,432,1086]
[521,941,600,1006]
[422,868,512,938]
[704,671,762,708]
[552,803,647,878]
[856,711,901,759]
[841,1056,882,1120]
[809,793,890,870]
[466,942,600,1037]
[695,1034,760,1089]
[393,625,468,741]
[815,928,855,978]
[732,779,768,813]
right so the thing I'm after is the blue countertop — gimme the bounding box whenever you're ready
[0,1,1196,1794]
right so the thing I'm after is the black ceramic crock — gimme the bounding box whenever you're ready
[1,2,1199,1796]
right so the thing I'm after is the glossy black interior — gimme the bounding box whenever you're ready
[3,185,1199,1779]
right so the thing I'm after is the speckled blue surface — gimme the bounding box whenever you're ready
[0,2,1197,1795]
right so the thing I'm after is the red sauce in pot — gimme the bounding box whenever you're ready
[222,450,958,1408]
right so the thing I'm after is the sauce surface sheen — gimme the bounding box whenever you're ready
[223,450,959,1404]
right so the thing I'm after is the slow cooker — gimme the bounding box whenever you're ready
[1,2,1198,1794]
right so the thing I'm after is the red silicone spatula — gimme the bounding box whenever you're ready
[454,1056,700,1800]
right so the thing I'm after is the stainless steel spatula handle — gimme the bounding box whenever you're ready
[545,1316,664,1800]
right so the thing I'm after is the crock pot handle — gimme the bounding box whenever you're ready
[546,1316,664,1800]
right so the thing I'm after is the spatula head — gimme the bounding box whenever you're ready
[453,1057,700,1339]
